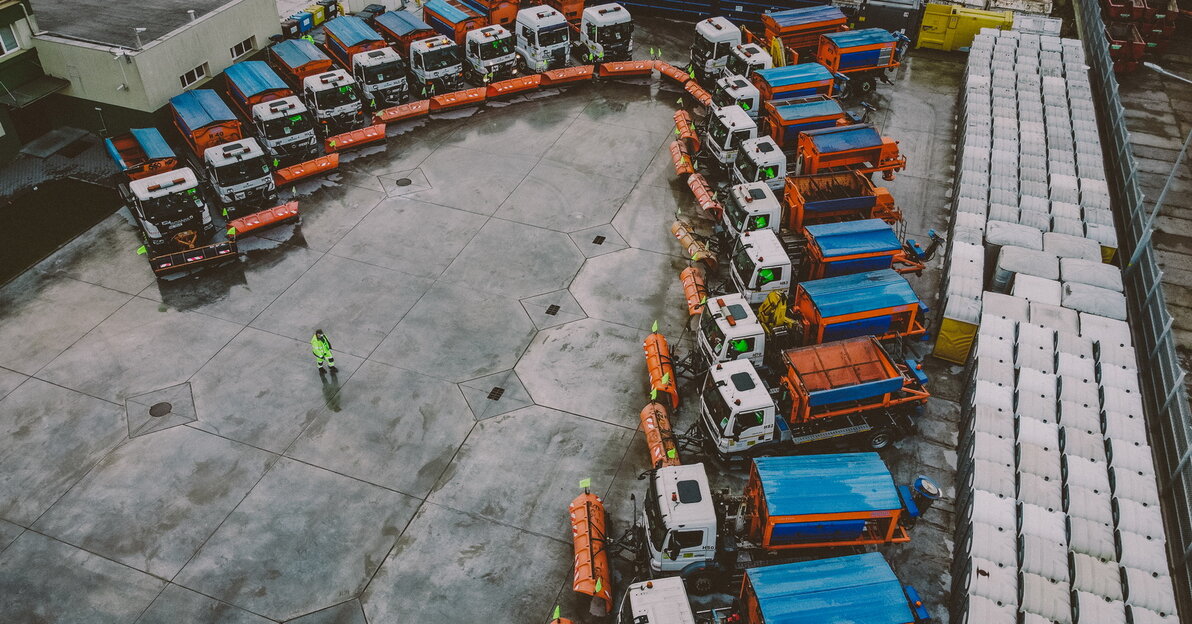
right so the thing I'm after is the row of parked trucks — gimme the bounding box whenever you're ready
[558,10,945,622]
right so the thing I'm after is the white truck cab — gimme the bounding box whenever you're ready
[352,47,409,107]
[722,181,782,240]
[725,42,773,79]
[730,228,792,305]
[580,3,633,62]
[701,360,780,456]
[732,136,787,192]
[698,293,767,367]
[705,104,757,166]
[409,36,465,95]
[250,96,317,164]
[203,138,276,212]
[302,70,365,134]
[128,167,212,247]
[642,463,718,574]
[465,24,518,83]
[623,577,697,624]
[690,17,741,83]
[713,74,762,119]
[515,6,570,72]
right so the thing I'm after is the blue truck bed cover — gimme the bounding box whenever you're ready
[374,10,432,36]
[754,454,901,517]
[800,269,918,318]
[755,63,833,87]
[823,28,897,48]
[324,15,384,47]
[772,97,843,122]
[804,124,883,152]
[272,38,329,69]
[807,219,901,257]
[169,90,236,131]
[425,0,475,23]
[105,128,174,169]
[746,552,915,624]
[766,5,846,27]
[224,61,287,99]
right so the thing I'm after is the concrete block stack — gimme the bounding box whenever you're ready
[943,29,1180,624]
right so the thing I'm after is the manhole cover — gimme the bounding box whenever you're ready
[395,177,413,186]
[487,387,505,401]
[148,402,173,418]
[592,235,606,245]
[545,304,561,316]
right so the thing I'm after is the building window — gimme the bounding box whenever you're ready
[179,62,208,88]
[0,24,19,56]
[230,37,254,60]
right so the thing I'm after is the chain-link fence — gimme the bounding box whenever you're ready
[1070,0,1192,617]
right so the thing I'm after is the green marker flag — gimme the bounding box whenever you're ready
[226,227,236,237]
[667,448,677,459]
[700,295,708,305]
[579,477,591,489]
[273,158,280,168]
[136,245,147,255]
[650,388,658,400]
[651,320,659,332]
[552,605,561,620]
[661,372,670,385]
[595,578,603,593]
[677,98,684,104]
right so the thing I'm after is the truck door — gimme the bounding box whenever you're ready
[729,410,769,447]
[662,529,707,564]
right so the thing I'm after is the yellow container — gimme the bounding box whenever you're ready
[917,3,1014,51]
[307,4,326,25]
[932,296,982,364]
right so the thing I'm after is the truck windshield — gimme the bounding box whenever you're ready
[599,21,632,44]
[216,155,271,186]
[422,46,461,71]
[703,374,732,432]
[539,25,568,46]
[479,35,514,60]
[691,35,716,61]
[145,188,203,222]
[364,60,407,84]
[709,117,733,150]
[700,312,725,356]
[644,477,668,552]
[724,196,750,233]
[712,86,737,109]
[262,113,313,140]
[732,244,757,285]
[726,53,749,77]
[315,84,359,109]
[734,153,760,184]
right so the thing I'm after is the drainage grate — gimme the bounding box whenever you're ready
[545,304,561,316]
[395,177,412,187]
[487,387,505,401]
[592,235,606,245]
[148,402,173,418]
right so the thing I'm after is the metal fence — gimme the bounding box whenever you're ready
[1070,0,1192,616]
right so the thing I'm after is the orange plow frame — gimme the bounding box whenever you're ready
[641,402,681,468]
[272,154,339,186]
[671,220,716,269]
[373,99,430,124]
[228,201,300,238]
[687,173,723,221]
[569,492,612,616]
[429,87,488,111]
[680,266,708,317]
[673,109,700,154]
[644,332,680,410]
[325,124,386,153]
[655,61,692,85]
[597,60,656,77]
[541,65,595,86]
[670,141,695,176]
[487,75,542,98]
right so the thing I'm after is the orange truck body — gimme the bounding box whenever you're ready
[371,10,437,56]
[269,38,335,86]
[544,0,585,24]
[423,0,489,44]
[782,171,899,233]
[790,269,926,346]
[793,124,905,179]
[761,5,849,60]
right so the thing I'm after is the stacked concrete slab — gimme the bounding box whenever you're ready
[944,29,1179,624]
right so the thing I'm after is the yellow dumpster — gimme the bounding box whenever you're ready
[933,296,982,364]
[307,4,326,25]
[917,3,1014,51]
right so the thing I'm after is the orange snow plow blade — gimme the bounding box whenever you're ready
[684,81,713,107]
[641,402,681,468]
[570,492,612,616]
[597,60,655,77]
[228,201,300,238]
[655,61,692,85]
[272,154,339,186]
[680,266,709,317]
[325,124,386,153]
[670,141,695,176]
[487,74,541,98]
[374,99,430,124]
[687,173,723,221]
[644,332,679,409]
[541,65,594,86]
[149,241,238,276]
[429,87,487,111]
[671,219,716,269]
[673,110,700,153]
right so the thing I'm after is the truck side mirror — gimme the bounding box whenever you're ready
[665,537,681,561]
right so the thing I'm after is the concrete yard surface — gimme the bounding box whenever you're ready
[0,18,967,624]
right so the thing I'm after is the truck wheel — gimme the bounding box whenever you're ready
[858,76,877,96]
[867,428,893,450]
[682,568,721,595]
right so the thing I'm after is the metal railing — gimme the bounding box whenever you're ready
[1071,0,1192,617]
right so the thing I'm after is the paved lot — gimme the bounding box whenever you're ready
[0,18,965,623]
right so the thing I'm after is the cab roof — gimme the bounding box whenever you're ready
[752,453,901,517]
[374,10,432,36]
[709,359,772,412]
[583,3,631,24]
[806,219,901,258]
[129,167,199,199]
[323,15,384,48]
[695,16,740,43]
[729,181,779,211]
[517,5,566,26]
[737,226,787,264]
[706,293,761,333]
[740,136,784,165]
[745,553,914,624]
[302,69,353,90]
[715,103,754,127]
[626,577,696,624]
[654,464,716,529]
[798,269,919,318]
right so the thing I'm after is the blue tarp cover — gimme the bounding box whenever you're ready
[753,454,900,517]
[807,219,901,258]
[800,269,918,318]
[755,63,833,88]
[772,98,843,122]
[272,38,328,70]
[374,10,432,36]
[746,553,914,624]
[129,128,173,161]
[766,5,846,28]
[804,124,883,153]
[224,61,287,100]
[823,28,896,49]
[425,0,474,23]
[324,16,384,47]
[169,90,236,133]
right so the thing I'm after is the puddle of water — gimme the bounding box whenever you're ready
[0,178,121,284]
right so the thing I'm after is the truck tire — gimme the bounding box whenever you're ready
[867,428,893,450]
[858,76,877,96]
[680,562,725,595]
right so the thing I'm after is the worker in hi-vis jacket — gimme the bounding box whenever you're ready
[311,329,337,374]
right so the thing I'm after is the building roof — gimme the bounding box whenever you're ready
[799,269,919,318]
[807,219,901,258]
[745,553,914,624]
[753,454,901,517]
[31,0,233,49]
